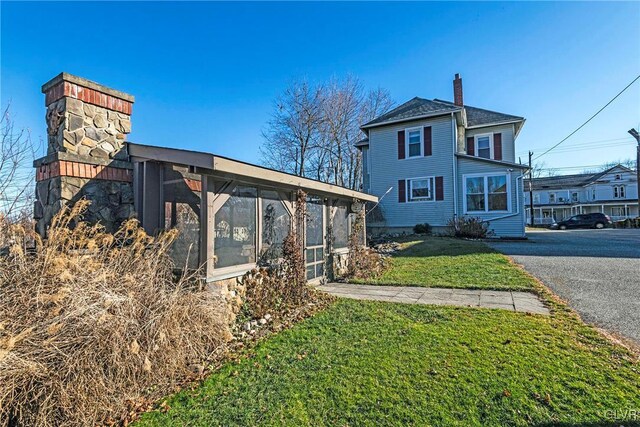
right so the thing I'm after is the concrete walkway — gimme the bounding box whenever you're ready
[318,283,549,315]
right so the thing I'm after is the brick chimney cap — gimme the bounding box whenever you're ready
[455,73,461,79]
[41,72,135,103]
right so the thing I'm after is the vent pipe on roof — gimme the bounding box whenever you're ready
[453,73,463,107]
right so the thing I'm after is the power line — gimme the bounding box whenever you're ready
[533,74,640,161]
[516,136,635,156]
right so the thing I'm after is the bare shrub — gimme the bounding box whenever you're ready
[243,190,309,318]
[447,216,493,239]
[0,200,232,427]
[1,105,35,220]
[345,210,387,280]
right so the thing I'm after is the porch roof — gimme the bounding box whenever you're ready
[128,142,378,202]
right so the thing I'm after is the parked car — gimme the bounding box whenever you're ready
[550,213,612,230]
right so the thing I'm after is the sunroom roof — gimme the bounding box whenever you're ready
[128,142,378,202]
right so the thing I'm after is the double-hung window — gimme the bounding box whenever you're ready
[407,128,422,158]
[571,192,579,202]
[464,174,510,213]
[614,185,625,198]
[475,135,492,159]
[549,193,556,203]
[408,177,434,202]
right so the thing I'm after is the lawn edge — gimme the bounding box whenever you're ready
[503,255,640,360]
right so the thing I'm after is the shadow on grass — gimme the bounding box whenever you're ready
[389,236,496,258]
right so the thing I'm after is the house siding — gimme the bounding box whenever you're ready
[368,114,456,227]
[457,157,526,237]
[465,124,516,163]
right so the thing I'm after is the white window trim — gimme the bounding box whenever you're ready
[463,173,511,214]
[405,126,423,158]
[614,185,625,199]
[407,176,435,202]
[474,133,494,159]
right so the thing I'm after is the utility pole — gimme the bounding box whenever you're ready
[528,151,534,226]
[628,128,640,218]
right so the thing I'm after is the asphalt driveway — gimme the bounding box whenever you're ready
[487,229,640,345]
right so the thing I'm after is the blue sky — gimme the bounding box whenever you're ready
[2,1,639,173]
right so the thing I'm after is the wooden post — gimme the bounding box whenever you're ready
[528,151,534,226]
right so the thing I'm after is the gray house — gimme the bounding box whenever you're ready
[359,74,528,237]
[525,164,639,225]
[33,73,376,288]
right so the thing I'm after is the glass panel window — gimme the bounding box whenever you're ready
[408,177,434,202]
[332,204,349,249]
[549,193,556,203]
[261,190,290,259]
[476,136,491,159]
[465,175,509,212]
[488,175,508,211]
[571,192,579,202]
[162,165,201,270]
[407,129,422,157]
[465,177,485,211]
[214,186,257,269]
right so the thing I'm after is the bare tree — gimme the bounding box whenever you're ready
[598,158,636,171]
[1,105,35,221]
[531,161,558,178]
[261,76,394,190]
[260,81,324,177]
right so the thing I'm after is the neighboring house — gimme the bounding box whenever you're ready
[524,165,639,224]
[358,74,528,237]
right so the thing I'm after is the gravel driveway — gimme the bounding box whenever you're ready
[487,229,640,344]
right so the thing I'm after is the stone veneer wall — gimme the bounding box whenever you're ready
[34,73,136,235]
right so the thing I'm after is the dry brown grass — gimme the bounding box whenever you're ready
[0,200,232,426]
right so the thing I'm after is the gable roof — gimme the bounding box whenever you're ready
[361,97,460,128]
[526,172,600,190]
[432,99,524,128]
[361,96,525,133]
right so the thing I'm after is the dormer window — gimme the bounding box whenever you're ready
[476,135,492,159]
[407,128,422,158]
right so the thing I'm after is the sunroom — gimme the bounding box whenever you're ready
[128,143,377,284]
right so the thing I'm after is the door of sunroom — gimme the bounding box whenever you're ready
[305,196,325,280]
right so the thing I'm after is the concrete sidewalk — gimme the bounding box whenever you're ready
[317,283,549,315]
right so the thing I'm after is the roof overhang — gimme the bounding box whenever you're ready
[467,118,526,137]
[128,142,378,202]
[456,153,529,170]
[355,138,369,148]
[361,108,462,130]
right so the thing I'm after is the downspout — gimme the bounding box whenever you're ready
[451,113,458,217]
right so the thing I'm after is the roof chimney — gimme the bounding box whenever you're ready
[453,73,463,106]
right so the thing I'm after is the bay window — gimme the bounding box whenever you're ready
[464,174,510,213]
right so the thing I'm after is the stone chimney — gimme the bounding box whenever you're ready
[34,73,136,235]
[453,73,463,106]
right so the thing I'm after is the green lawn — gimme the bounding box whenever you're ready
[137,299,639,426]
[354,237,537,291]
[135,237,638,426]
